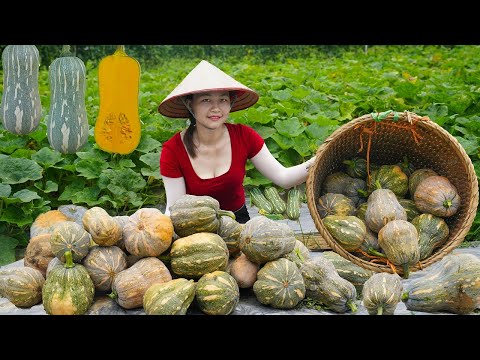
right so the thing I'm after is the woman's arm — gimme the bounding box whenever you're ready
[162,176,187,215]
[250,144,316,189]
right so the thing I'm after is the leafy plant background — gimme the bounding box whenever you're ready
[0,45,479,265]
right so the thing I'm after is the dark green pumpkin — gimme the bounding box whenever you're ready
[362,273,403,315]
[0,267,45,308]
[42,250,95,315]
[369,165,408,198]
[398,199,421,222]
[322,172,351,194]
[143,278,196,315]
[322,215,366,252]
[85,296,127,315]
[50,222,91,263]
[343,157,368,179]
[195,271,240,315]
[253,258,305,309]
[169,195,235,237]
[408,168,437,197]
[217,216,244,256]
[411,214,449,260]
[317,193,356,219]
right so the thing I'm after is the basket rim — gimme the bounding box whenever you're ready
[306,112,479,274]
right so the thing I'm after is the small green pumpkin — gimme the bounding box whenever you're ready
[343,157,368,178]
[369,165,408,198]
[398,199,421,222]
[411,214,450,260]
[143,278,196,315]
[362,273,403,315]
[217,215,244,256]
[0,267,45,308]
[282,240,311,268]
[195,271,240,315]
[322,215,366,252]
[317,193,356,219]
[364,189,407,233]
[50,222,91,263]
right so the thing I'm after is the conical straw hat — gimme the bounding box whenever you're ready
[158,60,259,118]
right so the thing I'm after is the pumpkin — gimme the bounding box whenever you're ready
[362,273,403,315]
[228,253,259,288]
[0,45,42,135]
[0,267,45,307]
[217,215,243,256]
[239,216,296,264]
[369,165,408,198]
[110,257,172,309]
[170,232,229,279]
[85,296,127,315]
[402,253,480,314]
[322,172,351,194]
[195,271,240,315]
[143,278,196,315]
[24,233,55,278]
[169,195,235,237]
[322,215,366,252]
[58,204,87,226]
[343,177,368,206]
[123,208,173,257]
[411,214,450,260]
[322,251,374,296]
[300,257,357,313]
[283,240,311,268]
[285,187,302,220]
[378,220,420,278]
[408,168,437,197]
[398,199,421,222]
[414,176,461,217]
[253,258,305,309]
[249,187,274,214]
[263,186,287,214]
[30,210,69,238]
[94,45,141,154]
[82,207,122,246]
[47,45,88,154]
[317,193,356,219]
[42,250,95,315]
[396,155,415,177]
[358,227,384,258]
[355,202,368,221]
[364,189,407,233]
[50,221,91,263]
[82,246,127,292]
[113,215,130,252]
[343,157,368,178]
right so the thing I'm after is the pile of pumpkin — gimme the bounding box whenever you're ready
[318,156,461,278]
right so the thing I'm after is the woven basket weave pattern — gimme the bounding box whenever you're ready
[306,112,479,274]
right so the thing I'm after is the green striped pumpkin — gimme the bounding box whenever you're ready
[47,45,88,154]
[0,267,45,308]
[411,214,449,260]
[50,221,91,263]
[362,273,403,315]
[0,45,42,135]
[143,278,196,315]
[249,187,273,214]
[263,187,286,214]
[170,232,229,279]
[82,246,127,291]
[253,258,305,309]
[195,271,240,315]
[285,188,302,220]
[42,250,95,315]
[322,215,366,252]
[217,216,243,256]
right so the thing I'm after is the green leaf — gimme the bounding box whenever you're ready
[10,149,36,159]
[76,148,109,161]
[0,235,19,266]
[274,118,304,137]
[12,189,41,202]
[292,134,316,157]
[76,159,109,180]
[0,207,33,226]
[74,186,103,206]
[0,133,28,154]
[251,125,276,140]
[135,135,162,153]
[339,101,357,121]
[98,169,147,193]
[305,123,339,143]
[31,147,64,168]
[34,180,58,193]
[455,135,479,156]
[139,152,160,169]
[0,184,12,197]
[235,106,274,125]
[58,181,86,202]
[271,89,292,101]
[271,133,295,150]
[0,157,43,184]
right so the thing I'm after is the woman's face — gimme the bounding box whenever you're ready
[189,90,231,130]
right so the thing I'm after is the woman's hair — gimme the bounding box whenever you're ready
[182,91,236,158]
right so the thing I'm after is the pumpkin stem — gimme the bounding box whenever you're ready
[374,179,382,190]
[401,291,409,302]
[115,45,127,56]
[368,248,387,258]
[346,300,357,313]
[107,289,118,300]
[402,263,410,279]
[443,199,452,209]
[64,250,75,268]
[377,306,384,315]
[60,45,72,57]
[357,189,369,198]
[217,210,236,220]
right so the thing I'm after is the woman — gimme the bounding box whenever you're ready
[158,60,316,223]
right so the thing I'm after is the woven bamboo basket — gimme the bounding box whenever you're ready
[306,111,479,275]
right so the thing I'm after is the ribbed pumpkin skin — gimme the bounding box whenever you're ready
[362,273,403,315]
[369,165,408,198]
[170,233,229,279]
[0,267,45,307]
[24,233,55,278]
[398,199,421,222]
[111,257,172,309]
[0,45,41,135]
[317,193,356,219]
[143,278,196,315]
[58,205,87,226]
[86,296,127,315]
[285,188,302,220]
[411,214,450,260]
[300,257,357,313]
[322,251,374,295]
[42,258,95,315]
[378,220,419,278]
[414,176,461,217]
[322,172,351,194]
[82,246,127,291]
[113,215,130,252]
[50,222,91,263]
[217,216,243,256]
[239,216,296,264]
[170,195,234,237]
[195,271,240,315]
[254,258,305,309]
[83,207,122,246]
[408,168,437,197]
[343,177,367,206]
[94,46,141,154]
[30,210,69,238]
[123,208,173,257]
[365,189,407,233]
[283,240,311,268]
[403,253,480,314]
[47,55,88,154]
[323,215,366,252]
[343,157,368,178]
[263,187,286,214]
[355,202,368,221]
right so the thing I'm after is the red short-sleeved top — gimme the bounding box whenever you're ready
[160,123,265,211]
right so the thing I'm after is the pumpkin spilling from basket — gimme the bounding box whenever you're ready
[306,111,479,278]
